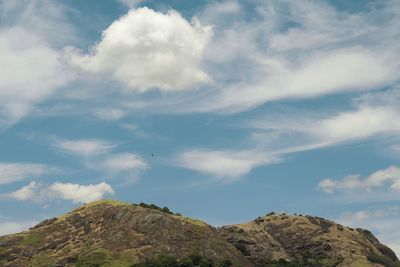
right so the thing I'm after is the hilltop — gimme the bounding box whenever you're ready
[219,212,399,267]
[0,200,398,267]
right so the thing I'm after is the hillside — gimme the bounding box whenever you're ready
[0,201,398,267]
[219,212,400,267]
[0,200,249,267]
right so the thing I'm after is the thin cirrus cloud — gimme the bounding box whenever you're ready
[52,138,117,157]
[2,0,399,124]
[186,104,400,183]
[143,0,399,115]
[0,27,70,127]
[192,48,394,114]
[51,138,149,183]
[67,7,212,92]
[173,149,280,182]
[118,0,146,8]
[172,105,400,182]
[250,104,400,154]
[3,181,114,204]
[0,0,74,128]
[89,153,149,183]
[0,163,53,185]
[317,106,400,143]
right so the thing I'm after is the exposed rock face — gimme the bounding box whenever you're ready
[0,202,398,267]
[0,200,250,267]
[218,213,400,267]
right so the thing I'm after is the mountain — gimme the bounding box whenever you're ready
[0,200,398,267]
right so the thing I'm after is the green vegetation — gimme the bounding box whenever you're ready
[29,254,55,267]
[132,202,180,216]
[129,255,343,267]
[131,254,232,267]
[76,248,134,267]
[367,252,400,267]
[261,257,342,267]
[22,232,43,246]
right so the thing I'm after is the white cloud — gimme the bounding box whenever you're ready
[156,0,399,114]
[393,145,400,154]
[317,106,400,142]
[173,149,279,182]
[49,182,114,203]
[0,0,77,48]
[101,152,148,171]
[0,0,75,127]
[0,27,70,126]
[190,48,395,114]
[52,139,117,157]
[201,0,241,22]
[50,137,149,183]
[118,0,146,8]
[173,103,400,182]
[53,139,116,157]
[6,181,38,200]
[0,163,51,185]
[318,166,400,193]
[91,108,125,121]
[4,181,114,204]
[68,7,212,92]
[0,220,38,236]
[250,104,400,158]
[95,153,149,183]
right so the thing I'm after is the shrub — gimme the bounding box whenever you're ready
[217,259,233,267]
[189,254,202,265]
[131,254,218,267]
[135,203,176,215]
[234,243,250,256]
[179,257,194,267]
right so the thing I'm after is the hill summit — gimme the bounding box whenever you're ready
[0,200,398,267]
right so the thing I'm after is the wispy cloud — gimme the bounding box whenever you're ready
[51,138,149,183]
[52,138,117,157]
[0,28,71,127]
[118,0,146,9]
[93,153,149,183]
[318,166,400,194]
[90,108,125,121]
[3,181,114,204]
[0,0,74,128]
[252,104,400,149]
[173,149,280,182]
[0,163,53,185]
[142,0,398,114]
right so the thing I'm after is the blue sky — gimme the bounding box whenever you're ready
[1,0,400,255]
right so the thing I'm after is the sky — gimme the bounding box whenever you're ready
[1,0,400,256]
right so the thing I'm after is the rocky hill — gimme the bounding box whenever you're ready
[0,200,398,267]
[219,212,400,267]
[0,200,249,267]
